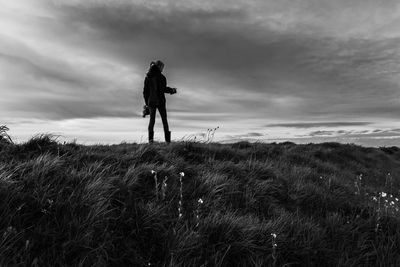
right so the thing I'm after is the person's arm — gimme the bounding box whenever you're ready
[161,75,177,94]
[143,77,149,105]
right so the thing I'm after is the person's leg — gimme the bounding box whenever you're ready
[148,106,156,143]
[158,105,170,143]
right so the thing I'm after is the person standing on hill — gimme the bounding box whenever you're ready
[143,60,177,143]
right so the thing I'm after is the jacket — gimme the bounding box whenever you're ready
[143,66,175,107]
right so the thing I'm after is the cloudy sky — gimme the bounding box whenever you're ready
[1,0,400,146]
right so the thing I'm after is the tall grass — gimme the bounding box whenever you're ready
[0,136,399,266]
[0,126,13,144]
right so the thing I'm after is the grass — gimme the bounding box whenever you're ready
[0,136,400,266]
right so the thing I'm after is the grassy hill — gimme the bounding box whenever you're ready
[1,135,400,266]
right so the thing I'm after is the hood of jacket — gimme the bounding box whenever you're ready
[146,64,161,78]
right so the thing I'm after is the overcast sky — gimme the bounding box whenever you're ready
[1,0,400,146]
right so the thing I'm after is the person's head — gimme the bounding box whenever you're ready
[155,60,164,72]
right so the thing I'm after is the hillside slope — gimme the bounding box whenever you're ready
[1,137,400,266]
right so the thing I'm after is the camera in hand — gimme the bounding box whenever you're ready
[142,105,150,117]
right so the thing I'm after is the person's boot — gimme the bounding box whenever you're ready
[148,131,154,143]
[165,131,171,143]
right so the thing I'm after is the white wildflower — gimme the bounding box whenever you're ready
[3,226,16,238]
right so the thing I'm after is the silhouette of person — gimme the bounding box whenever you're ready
[143,60,177,143]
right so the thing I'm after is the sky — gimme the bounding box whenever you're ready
[1,0,400,146]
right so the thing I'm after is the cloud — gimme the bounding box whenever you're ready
[247,132,265,137]
[46,0,400,120]
[309,130,335,136]
[339,129,400,138]
[266,122,371,128]
[0,32,139,120]
[296,128,400,142]
[220,131,266,143]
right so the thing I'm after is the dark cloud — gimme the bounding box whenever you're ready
[297,128,400,142]
[44,1,400,121]
[0,52,93,88]
[309,130,335,136]
[247,132,265,137]
[220,132,266,142]
[224,132,265,139]
[6,90,137,120]
[0,32,138,120]
[266,122,371,128]
[342,129,400,138]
